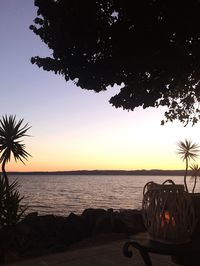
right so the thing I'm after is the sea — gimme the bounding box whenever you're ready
[8,174,199,216]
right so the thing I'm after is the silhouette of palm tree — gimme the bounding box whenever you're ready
[177,139,199,192]
[190,163,200,193]
[0,115,31,187]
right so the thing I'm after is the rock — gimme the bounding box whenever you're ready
[15,212,89,257]
[81,208,107,234]
[60,212,89,245]
[16,215,68,258]
[24,212,38,220]
[117,209,146,235]
[14,222,31,251]
[82,208,145,236]
[93,213,113,234]
[92,209,130,235]
[113,216,127,234]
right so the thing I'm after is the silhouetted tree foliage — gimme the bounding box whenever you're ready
[30,0,200,125]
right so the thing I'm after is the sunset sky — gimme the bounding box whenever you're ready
[1,0,200,172]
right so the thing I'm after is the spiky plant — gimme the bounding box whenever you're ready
[177,139,200,192]
[0,176,26,227]
[0,115,31,187]
[190,163,200,193]
[0,115,31,228]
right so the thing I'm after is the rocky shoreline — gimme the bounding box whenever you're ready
[1,208,146,264]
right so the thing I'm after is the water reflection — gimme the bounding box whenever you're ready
[8,175,195,216]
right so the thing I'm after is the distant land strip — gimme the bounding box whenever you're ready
[6,170,187,176]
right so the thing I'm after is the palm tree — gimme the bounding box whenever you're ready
[0,115,31,188]
[177,139,200,192]
[190,163,200,193]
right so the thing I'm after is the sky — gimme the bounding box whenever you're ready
[1,0,200,172]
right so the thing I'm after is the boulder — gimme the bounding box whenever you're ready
[16,214,68,258]
[81,208,107,234]
[117,209,146,235]
[60,212,89,245]
[92,209,125,235]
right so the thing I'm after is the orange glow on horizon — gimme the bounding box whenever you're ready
[5,152,185,172]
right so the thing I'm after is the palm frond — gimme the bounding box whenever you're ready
[190,163,200,178]
[0,115,31,164]
[0,115,30,227]
[177,139,200,161]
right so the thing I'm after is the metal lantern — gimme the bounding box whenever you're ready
[142,180,195,243]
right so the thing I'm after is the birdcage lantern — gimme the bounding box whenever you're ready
[142,180,195,243]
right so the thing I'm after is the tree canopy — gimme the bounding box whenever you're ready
[30,0,200,125]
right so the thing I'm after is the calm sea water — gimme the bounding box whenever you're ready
[8,175,199,216]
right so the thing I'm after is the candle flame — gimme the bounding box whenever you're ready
[161,211,176,228]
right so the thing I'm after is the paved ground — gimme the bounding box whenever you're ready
[8,239,176,266]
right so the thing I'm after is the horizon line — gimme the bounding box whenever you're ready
[5,169,186,175]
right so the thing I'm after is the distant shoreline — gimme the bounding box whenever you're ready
[6,169,186,176]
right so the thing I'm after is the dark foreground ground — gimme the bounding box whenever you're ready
[1,208,183,265]
[8,237,176,266]
[2,208,145,264]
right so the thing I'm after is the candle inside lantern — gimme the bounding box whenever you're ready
[161,211,176,228]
